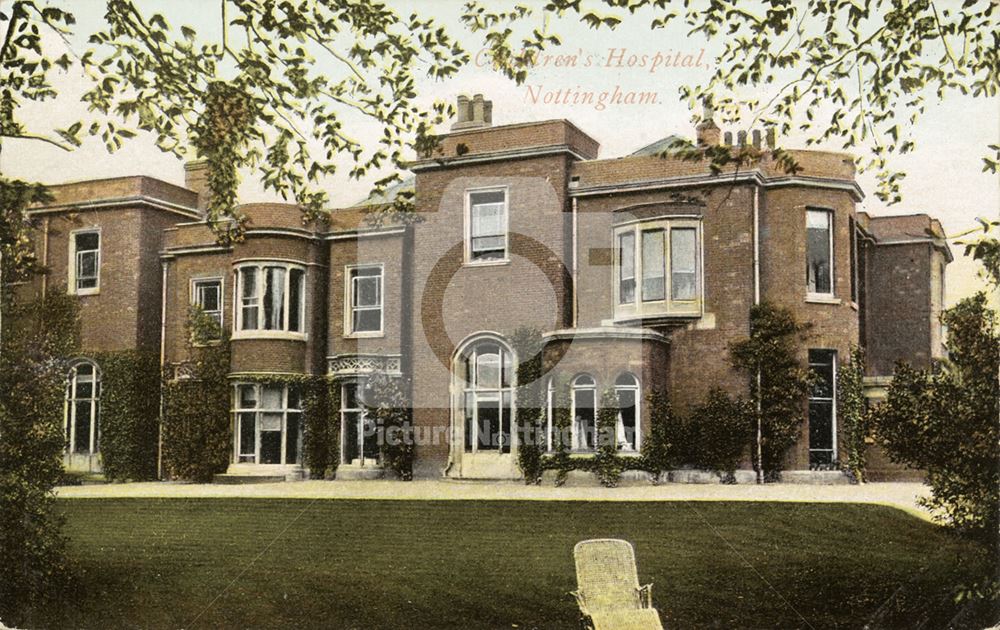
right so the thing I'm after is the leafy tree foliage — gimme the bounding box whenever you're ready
[873,293,999,542]
[161,307,231,482]
[594,387,622,487]
[730,302,814,480]
[0,290,77,626]
[466,0,998,205]
[638,388,675,479]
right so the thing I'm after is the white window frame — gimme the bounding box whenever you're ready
[340,380,379,467]
[232,261,307,339]
[68,228,101,295]
[613,218,703,321]
[807,349,837,467]
[190,276,225,333]
[344,264,384,338]
[806,208,835,300]
[614,372,641,453]
[459,338,516,454]
[232,382,303,466]
[464,186,510,265]
[65,360,100,455]
[571,374,597,453]
[545,377,555,452]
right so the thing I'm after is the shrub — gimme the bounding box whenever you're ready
[301,377,332,479]
[161,308,231,482]
[594,387,622,487]
[511,327,544,484]
[95,350,160,481]
[0,290,77,625]
[363,372,414,481]
[686,389,753,481]
[837,345,871,483]
[325,379,341,479]
[640,389,676,478]
[729,302,813,480]
[873,293,999,543]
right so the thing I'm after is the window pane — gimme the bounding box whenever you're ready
[263,267,286,330]
[464,392,475,451]
[470,191,506,260]
[289,269,304,332]
[238,412,256,459]
[237,385,257,409]
[641,230,665,301]
[342,384,359,410]
[476,396,500,450]
[76,232,99,251]
[617,389,637,451]
[353,309,381,333]
[619,232,635,304]
[362,414,379,460]
[196,281,221,311]
[261,385,283,409]
[476,349,501,389]
[500,391,512,454]
[259,425,282,464]
[78,251,98,278]
[809,350,836,399]
[241,268,258,298]
[74,401,92,453]
[807,210,832,294]
[574,388,596,450]
[354,276,380,307]
[286,412,301,465]
[671,228,697,300]
[343,410,360,463]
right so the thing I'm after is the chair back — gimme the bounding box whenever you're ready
[573,539,642,613]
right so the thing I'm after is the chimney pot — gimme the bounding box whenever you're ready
[184,160,209,213]
[752,130,762,149]
[456,95,470,124]
[483,100,493,124]
[765,128,777,149]
[472,94,485,123]
[723,131,733,146]
[737,130,747,147]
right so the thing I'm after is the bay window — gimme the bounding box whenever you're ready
[234,263,306,335]
[615,219,701,320]
[234,383,302,465]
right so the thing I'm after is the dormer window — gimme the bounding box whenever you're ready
[466,188,508,263]
[614,219,701,320]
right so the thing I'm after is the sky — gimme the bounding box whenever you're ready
[4,0,998,305]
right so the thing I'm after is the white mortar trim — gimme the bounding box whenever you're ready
[29,195,201,219]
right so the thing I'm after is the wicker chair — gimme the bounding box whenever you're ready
[571,539,664,630]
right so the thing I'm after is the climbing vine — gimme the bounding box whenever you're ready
[594,387,623,487]
[511,328,544,484]
[94,350,160,481]
[837,346,870,483]
[161,307,231,482]
[363,372,414,481]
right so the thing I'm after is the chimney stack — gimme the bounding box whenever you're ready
[695,99,720,146]
[451,93,494,131]
[184,160,210,212]
[765,128,777,149]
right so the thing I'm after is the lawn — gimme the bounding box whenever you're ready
[31,499,992,629]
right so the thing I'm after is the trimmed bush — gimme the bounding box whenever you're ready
[595,387,622,487]
[639,388,675,478]
[685,389,753,481]
[364,372,414,480]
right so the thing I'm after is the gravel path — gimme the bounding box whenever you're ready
[56,480,934,519]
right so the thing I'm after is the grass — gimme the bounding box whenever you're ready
[30,499,993,629]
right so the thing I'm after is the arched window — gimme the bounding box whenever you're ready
[66,361,100,455]
[615,373,640,451]
[458,338,514,453]
[571,374,596,451]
